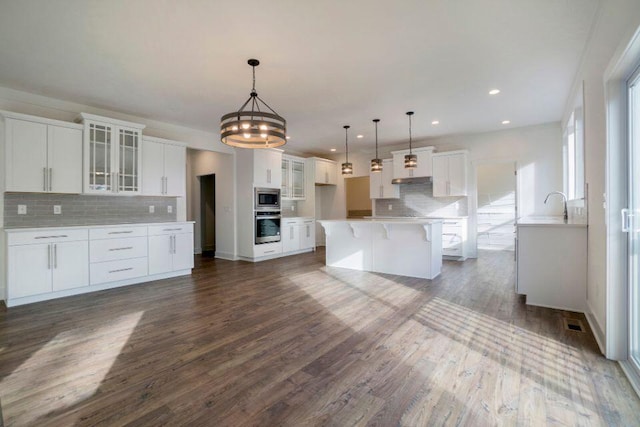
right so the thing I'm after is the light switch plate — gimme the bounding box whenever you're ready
[53,205,62,215]
[18,205,27,215]
[388,204,393,211]
[149,205,155,213]
[291,205,295,211]
[167,205,173,213]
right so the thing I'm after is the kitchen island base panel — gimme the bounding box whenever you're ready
[320,220,442,280]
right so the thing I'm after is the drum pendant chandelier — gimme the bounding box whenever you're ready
[370,119,383,172]
[220,59,287,149]
[404,111,417,169]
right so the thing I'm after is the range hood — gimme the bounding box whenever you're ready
[391,176,432,185]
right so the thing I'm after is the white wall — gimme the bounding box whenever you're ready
[562,0,640,351]
[327,123,563,221]
[187,149,236,260]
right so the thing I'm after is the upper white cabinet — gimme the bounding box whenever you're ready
[313,158,338,185]
[252,149,282,188]
[2,111,83,193]
[142,136,187,196]
[282,155,306,200]
[432,151,468,197]
[391,147,435,179]
[370,159,399,199]
[78,113,145,195]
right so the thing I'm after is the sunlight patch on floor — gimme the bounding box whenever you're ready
[0,311,144,426]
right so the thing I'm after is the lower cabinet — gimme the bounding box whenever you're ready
[4,222,194,306]
[282,218,315,253]
[148,224,194,275]
[441,218,468,259]
[7,231,89,299]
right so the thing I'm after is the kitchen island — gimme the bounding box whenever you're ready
[318,219,442,279]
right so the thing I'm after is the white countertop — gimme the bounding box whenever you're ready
[319,218,442,225]
[517,216,587,228]
[4,221,195,233]
[281,216,315,221]
[365,215,468,220]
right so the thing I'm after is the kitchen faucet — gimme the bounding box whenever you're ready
[544,191,568,222]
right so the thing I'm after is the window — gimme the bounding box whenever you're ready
[563,84,585,200]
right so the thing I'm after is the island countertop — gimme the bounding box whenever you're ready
[517,216,587,228]
[320,218,443,225]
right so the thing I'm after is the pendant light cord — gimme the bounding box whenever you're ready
[375,120,379,158]
[409,113,413,155]
[345,126,349,163]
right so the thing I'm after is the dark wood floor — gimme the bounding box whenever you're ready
[1,249,639,426]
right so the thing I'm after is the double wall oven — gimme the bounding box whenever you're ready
[255,188,281,244]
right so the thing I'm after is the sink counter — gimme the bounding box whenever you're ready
[517,216,587,227]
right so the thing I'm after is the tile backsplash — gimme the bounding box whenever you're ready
[281,200,299,217]
[4,193,177,228]
[374,183,468,217]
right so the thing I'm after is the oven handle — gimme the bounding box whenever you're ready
[256,216,281,220]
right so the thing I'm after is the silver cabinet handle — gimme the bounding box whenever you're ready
[35,235,68,239]
[43,167,47,191]
[109,267,133,274]
[264,250,275,254]
[306,225,310,238]
[47,244,51,270]
[163,228,182,231]
[290,226,294,239]
[49,168,52,191]
[109,246,133,251]
[108,231,133,235]
[325,171,328,184]
[54,244,57,269]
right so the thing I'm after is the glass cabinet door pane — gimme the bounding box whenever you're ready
[89,123,112,191]
[118,128,139,192]
[292,161,305,198]
[281,159,290,198]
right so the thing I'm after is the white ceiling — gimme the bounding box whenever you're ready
[0,0,599,154]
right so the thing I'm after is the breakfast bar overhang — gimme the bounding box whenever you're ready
[318,219,443,279]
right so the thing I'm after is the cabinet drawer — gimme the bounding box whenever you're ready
[148,223,193,236]
[90,237,148,263]
[90,257,148,285]
[90,226,148,240]
[8,229,88,246]
[254,241,282,257]
[443,247,463,256]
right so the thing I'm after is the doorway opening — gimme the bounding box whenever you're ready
[199,174,216,257]
[345,176,372,219]
[476,162,517,251]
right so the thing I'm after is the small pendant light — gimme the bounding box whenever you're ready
[341,125,353,175]
[404,111,417,169]
[370,119,383,173]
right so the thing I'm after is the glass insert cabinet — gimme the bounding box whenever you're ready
[79,113,145,194]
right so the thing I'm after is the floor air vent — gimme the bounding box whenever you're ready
[563,318,585,333]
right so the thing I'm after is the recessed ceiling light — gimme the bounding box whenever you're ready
[330,148,337,152]
[285,136,291,140]
[502,120,511,125]
[356,134,364,139]
[489,89,500,95]
[431,120,440,125]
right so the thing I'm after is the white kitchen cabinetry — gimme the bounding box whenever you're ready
[2,111,83,193]
[78,113,145,195]
[313,158,338,185]
[142,136,187,196]
[391,147,435,179]
[516,220,587,312]
[441,218,468,259]
[253,149,282,188]
[370,159,399,199]
[148,223,194,275]
[4,222,194,307]
[90,225,149,284]
[432,151,468,197]
[282,155,306,200]
[282,218,316,254]
[7,229,89,299]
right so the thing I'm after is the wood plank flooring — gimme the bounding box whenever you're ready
[0,249,639,426]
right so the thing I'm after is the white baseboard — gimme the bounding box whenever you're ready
[620,360,640,399]
[585,310,606,355]
[215,252,238,261]
[238,248,314,263]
